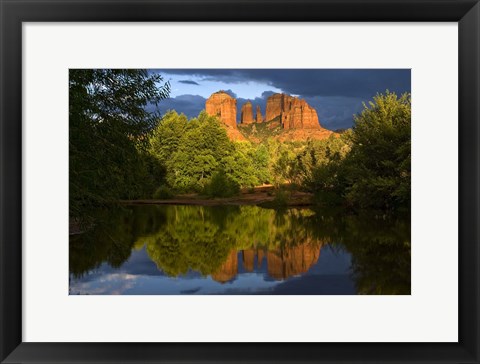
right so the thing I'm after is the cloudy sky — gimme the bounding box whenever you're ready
[152,69,410,130]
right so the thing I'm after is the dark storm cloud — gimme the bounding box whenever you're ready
[159,69,410,99]
[305,96,365,130]
[157,94,206,119]
[178,80,200,85]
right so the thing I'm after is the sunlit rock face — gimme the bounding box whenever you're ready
[265,93,321,129]
[282,97,320,130]
[241,101,254,124]
[265,93,284,122]
[212,250,238,283]
[276,128,334,142]
[206,91,246,141]
[207,90,333,142]
[205,91,237,129]
[226,127,247,141]
[256,105,263,123]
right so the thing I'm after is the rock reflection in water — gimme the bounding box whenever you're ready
[212,242,321,283]
[211,250,238,283]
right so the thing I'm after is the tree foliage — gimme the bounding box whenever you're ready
[304,91,411,213]
[345,91,411,211]
[149,111,272,194]
[203,170,240,198]
[69,69,170,216]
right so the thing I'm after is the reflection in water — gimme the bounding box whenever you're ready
[212,243,321,283]
[69,205,410,295]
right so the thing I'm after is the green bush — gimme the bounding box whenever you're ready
[203,170,240,198]
[272,189,291,207]
[153,185,174,199]
[304,91,410,213]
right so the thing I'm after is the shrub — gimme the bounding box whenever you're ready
[272,189,291,207]
[203,170,240,198]
[153,185,174,199]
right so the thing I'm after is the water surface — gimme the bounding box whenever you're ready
[69,205,410,295]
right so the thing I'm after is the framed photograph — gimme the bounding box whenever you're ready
[1,0,479,363]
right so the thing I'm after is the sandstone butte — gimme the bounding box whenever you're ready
[264,93,335,141]
[240,101,254,124]
[255,105,263,123]
[211,240,322,283]
[206,91,334,142]
[205,91,246,141]
[205,91,237,128]
[266,93,320,130]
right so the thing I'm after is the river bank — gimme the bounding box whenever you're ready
[119,185,314,207]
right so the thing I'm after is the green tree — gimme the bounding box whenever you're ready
[344,91,411,211]
[305,91,410,213]
[165,112,234,191]
[252,144,271,184]
[203,169,240,198]
[149,111,188,162]
[69,69,170,216]
[222,144,259,188]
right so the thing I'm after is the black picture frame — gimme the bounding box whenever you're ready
[1,0,479,363]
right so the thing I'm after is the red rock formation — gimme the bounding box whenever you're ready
[267,120,282,130]
[205,91,237,129]
[227,128,247,141]
[265,93,284,122]
[265,93,321,130]
[206,90,334,142]
[282,98,320,130]
[241,101,254,124]
[276,128,335,142]
[211,250,238,283]
[256,105,263,123]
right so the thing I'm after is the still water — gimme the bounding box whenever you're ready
[69,205,410,295]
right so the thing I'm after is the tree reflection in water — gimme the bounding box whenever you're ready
[70,205,410,294]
